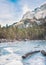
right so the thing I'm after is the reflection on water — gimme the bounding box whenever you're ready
[0,40,46,65]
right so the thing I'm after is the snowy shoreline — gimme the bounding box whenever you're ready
[0,39,46,43]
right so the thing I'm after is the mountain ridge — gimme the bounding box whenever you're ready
[12,3,46,29]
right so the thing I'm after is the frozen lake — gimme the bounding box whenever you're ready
[0,40,46,65]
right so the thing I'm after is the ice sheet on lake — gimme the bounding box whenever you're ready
[23,52,46,65]
[0,47,23,65]
[0,41,46,65]
[4,47,14,53]
[0,54,23,65]
[4,47,20,54]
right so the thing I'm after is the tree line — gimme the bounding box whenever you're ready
[0,23,46,40]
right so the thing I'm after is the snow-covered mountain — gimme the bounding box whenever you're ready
[13,3,46,28]
[22,3,46,19]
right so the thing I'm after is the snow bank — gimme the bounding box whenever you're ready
[0,54,23,65]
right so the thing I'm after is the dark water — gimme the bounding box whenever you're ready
[0,40,46,65]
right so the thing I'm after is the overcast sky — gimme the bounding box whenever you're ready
[0,0,46,26]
